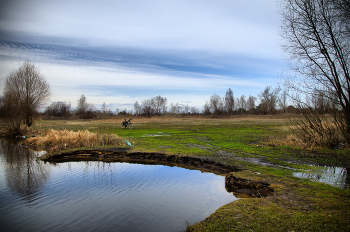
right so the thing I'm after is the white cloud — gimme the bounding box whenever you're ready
[0,0,285,110]
[1,0,281,58]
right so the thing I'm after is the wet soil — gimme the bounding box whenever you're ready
[225,173,274,198]
[42,148,274,197]
[42,148,240,175]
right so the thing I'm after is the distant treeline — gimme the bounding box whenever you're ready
[38,86,338,119]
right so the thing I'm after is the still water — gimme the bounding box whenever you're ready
[293,166,349,189]
[0,140,237,232]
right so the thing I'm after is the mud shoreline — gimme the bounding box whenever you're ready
[42,148,274,197]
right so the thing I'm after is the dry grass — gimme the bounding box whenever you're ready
[266,134,308,148]
[288,117,344,148]
[81,115,288,125]
[24,129,124,152]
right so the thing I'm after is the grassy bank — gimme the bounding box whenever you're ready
[22,115,350,231]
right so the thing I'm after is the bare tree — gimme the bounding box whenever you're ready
[239,95,247,115]
[278,89,289,113]
[210,93,224,116]
[259,86,279,114]
[1,61,50,134]
[152,95,167,115]
[235,97,241,113]
[169,102,181,114]
[280,0,350,143]
[181,104,190,115]
[202,101,211,116]
[139,96,167,117]
[134,101,141,116]
[309,89,333,113]
[224,88,235,116]
[0,92,23,135]
[101,102,107,114]
[247,95,257,114]
[45,101,71,118]
[141,99,155,117]
[76,94,87,115]
[75,94,95,119]
[190,107,199,114]
[333,0,350,33]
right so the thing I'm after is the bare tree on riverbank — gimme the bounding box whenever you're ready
[1,61,50,136]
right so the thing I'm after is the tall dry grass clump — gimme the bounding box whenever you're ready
[287,111,345,148]
[266,134,308,149]
[24,129,124,152]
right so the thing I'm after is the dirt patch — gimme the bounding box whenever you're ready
[225,173,274,198]
[185,143,277,167]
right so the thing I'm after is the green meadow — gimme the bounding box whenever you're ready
[29,115,350,231]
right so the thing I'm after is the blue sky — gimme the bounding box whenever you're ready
[0,0,286,112]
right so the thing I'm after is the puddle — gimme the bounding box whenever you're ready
[142,132,169,137]
[293,166,349,189]
[187,143,350,189]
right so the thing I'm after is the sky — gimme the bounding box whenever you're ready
[0,0,287,112]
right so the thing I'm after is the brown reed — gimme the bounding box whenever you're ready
[24,129,124,152]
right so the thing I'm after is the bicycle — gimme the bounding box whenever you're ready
[121,118,134,129]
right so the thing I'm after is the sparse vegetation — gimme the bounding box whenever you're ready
[23,129,124,153]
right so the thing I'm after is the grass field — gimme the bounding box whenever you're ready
[27,115,350,231]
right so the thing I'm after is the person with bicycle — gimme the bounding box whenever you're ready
[121,118,134,129]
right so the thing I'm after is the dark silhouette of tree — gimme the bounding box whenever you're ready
[75,94,95,119]
[1,61,50,135]
[247,95,257,114]
[224,88,235,116]
[153,95,167,115]
[259,86,279,115]
[1,140,50,202]
[139,96,167,117]
[280,0,350,143]
[238,95,246,115]
[141,99,155,117]
[45,101,71,118]
[210,93,225,116]
[202,101,211,116]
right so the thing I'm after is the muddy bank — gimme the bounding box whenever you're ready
[225,173,274,198]
[42,148,274,197]
[42,148,240,174]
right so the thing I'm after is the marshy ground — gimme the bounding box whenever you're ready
[23,115,350,231]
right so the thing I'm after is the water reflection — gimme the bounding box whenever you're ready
[79,161,119,186]
[0,140,50,203]
[0,140,236,232]
[293,166,349,189]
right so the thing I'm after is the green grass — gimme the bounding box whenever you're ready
[29,115,350,231]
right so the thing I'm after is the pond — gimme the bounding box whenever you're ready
[0,140,237,232]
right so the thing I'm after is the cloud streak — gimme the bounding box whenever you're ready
[0,0,285,111]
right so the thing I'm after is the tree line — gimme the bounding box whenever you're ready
[132,86,338,117]
[44,94,115,119]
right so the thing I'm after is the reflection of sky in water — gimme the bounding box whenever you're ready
[293,166,349,189]
[0,140,236,232]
